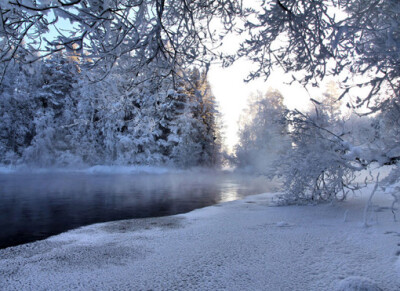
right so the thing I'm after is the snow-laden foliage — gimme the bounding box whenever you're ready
[0,0,242,85]
[3,0,400,112]
[2,0,400,107]
[277,107,360,203]
[235,89,289,174]
[276,83,400,203]
[0,53,223,167]
[239,0,400,112]
[236,0,400,201]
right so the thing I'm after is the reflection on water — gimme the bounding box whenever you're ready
[218,182,239,202]
[0,171,276,249]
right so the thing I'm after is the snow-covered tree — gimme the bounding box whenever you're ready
[239,0,400,112]
[277,99,398,203]
[318,81,342,122]
[235,1,400,201]
[235,89,289,173]
[161,69,223,168]
[168,97,204,167]
[22,53,80,166]
[0,58,36,164]
[0,0,241,87]
[277,106,358,203]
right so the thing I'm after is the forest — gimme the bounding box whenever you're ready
[0,51,223,167]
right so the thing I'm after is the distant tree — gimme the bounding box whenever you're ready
[168,96,204,167]
[235,89,289,173]
[318,81,342,121]
[187,69,223,167]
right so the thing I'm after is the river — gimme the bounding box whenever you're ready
[0,170,276,249]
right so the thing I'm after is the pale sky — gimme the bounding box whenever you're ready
[208,60,317,152]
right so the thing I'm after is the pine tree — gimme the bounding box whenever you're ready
[23,53,80,166]
[180,69,223,167]
[0,60,36,164]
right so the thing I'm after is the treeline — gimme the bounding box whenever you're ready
[0,52,223,168]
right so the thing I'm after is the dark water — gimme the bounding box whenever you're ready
[0,171,274,249]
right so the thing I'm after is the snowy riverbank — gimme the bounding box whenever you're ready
[1,188,400,290]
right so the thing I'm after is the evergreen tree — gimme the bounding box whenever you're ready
[23,53,80,166]
[0,51,223,168]
[180,69,223,167]
[0,60,36,164]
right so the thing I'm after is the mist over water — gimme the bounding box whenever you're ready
[0,171,276,249]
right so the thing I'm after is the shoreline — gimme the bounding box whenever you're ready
[1,190,399,290]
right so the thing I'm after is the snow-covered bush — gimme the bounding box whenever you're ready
[276,100,400,203]
[277,106,361,203]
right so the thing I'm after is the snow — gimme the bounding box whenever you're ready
[1,187,399,290]
[276,221,291,227]
[333,276,381,291]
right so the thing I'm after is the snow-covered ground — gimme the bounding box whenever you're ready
[1,187,399,290]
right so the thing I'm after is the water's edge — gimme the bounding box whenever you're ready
[0,171,275,249]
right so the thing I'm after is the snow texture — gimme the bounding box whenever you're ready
[1,187,399,290]
[334,276,381,291]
